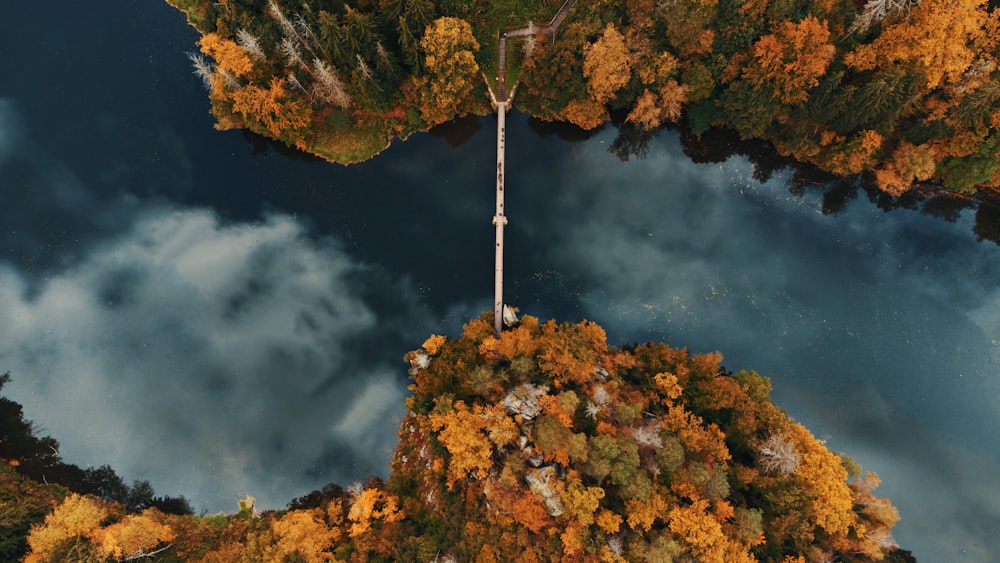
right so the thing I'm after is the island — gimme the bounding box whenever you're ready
[165,0,999,197]
[6,315,912,561]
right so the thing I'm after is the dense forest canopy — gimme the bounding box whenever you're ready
[166,0,1000,195]
[3,316,913,561]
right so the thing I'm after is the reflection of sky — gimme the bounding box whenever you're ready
[2,2,1000,561]
[0,0,439,513]
[505,126,1000,561]
[0,201,411,511]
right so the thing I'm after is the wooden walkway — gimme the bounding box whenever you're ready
[494,0,578,104]
[547,0,578,32]
[491,0,577,336]
[493,101,507,336]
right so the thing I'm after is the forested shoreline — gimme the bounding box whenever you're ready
[165,0,999,197]
[3,317,915,561]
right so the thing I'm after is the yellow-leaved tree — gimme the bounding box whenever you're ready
[788,422,857,536]
[668,498,756,562]
[90,512,176,561]
[419,17,480,126]
[269,509,341,562]
[428,400,519,486]
[347,488,404,538]
[23,493,109,562]
[583,23,631,105]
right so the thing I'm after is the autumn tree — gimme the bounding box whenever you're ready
[627,81,691,130]
[787,422,857,537]
[347,487,404,538]
[197,31,260,132]
[844,0,998,90]
[418,17,480,126]
[536,319,608,386]
[199,32,255,79]
[668,498,755,562]
[741,16,835,106]
[822,129,884,176]
[559,479,604,526]
[583,23,631,106]
[23,493,109,563]
[268,509,340,562]
[90,512,175,561]
[229,75,314,143]
[558,98,608,130]
[626,90,662,130]
[873,141,936,195]
[427,400,518,487]
[7,313,909,561]
[847,473,901,558]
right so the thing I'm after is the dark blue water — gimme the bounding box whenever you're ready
[2,2,999,560]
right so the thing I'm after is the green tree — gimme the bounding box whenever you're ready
[833,70,924,134]
[939,131,1000,192]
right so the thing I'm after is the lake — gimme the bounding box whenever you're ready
[1,1,999,560]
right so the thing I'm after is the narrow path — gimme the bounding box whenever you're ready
[546,0,579,33]
[491,0,577,336]
[494,0,578,105]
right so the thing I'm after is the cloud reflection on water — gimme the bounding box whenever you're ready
[0,204,415,512]
[506,125,1000,561]
[3,75,1000,560]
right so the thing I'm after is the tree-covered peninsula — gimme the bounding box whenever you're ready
[6,315,913,561]
[165,0,999,196]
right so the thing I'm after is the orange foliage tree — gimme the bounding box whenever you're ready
[199,32,255,78]
[628,81,691,130]
[229,76,314,143]
[741,16,835,105]
[844,0,998,90]
[558,98,608,130]
[874,141,938,195]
